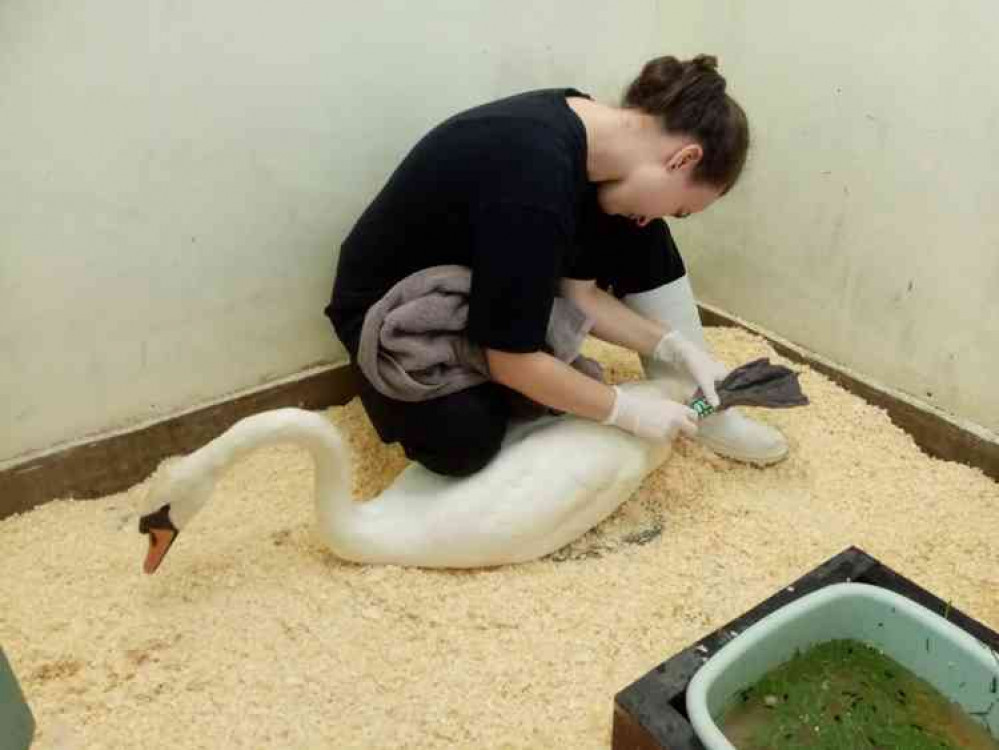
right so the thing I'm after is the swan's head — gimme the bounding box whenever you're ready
[138,455,218,574]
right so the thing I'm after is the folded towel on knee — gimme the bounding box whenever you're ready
[357,265,603,403]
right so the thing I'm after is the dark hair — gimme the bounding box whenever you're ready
[623,54,749,192]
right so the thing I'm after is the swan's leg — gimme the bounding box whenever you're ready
[138,505,179,574]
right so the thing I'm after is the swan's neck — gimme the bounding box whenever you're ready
[175,408,354,539]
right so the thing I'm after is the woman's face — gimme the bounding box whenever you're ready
[597,146,722,227]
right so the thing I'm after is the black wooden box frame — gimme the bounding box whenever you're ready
[611,546,999,750]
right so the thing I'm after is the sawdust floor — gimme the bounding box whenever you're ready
[2,328,997,750]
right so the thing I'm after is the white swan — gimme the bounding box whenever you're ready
[138,380,676,571]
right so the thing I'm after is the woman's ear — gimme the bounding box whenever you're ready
[666,144,703,173]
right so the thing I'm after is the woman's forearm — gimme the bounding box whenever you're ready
[561,280,667,356]
[485,349,615,422]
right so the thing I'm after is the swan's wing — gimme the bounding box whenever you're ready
[367,414,571,507]
[374,417,668,561]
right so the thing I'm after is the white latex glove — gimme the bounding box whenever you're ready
[602,385,698,441]
[652,331,728,407]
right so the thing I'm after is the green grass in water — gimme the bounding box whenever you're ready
[719,639,999,749]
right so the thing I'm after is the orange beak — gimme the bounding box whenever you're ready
[143,527,178,575]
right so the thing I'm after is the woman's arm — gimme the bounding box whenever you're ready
[561,278,727,406]
[485,349,615,421]
[559,278,667,355]
[486,277,669,419]
[485,347,699,440]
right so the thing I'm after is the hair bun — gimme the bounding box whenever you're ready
[690,54,719,71]
[624,54,726,112]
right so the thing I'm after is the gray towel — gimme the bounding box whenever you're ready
[357,265,603,403]
[688,358,810,419]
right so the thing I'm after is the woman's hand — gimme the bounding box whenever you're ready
[602,383,698,441]
[652,331,728,407]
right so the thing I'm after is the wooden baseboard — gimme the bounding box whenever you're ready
[0,365,360,521]
[698,306,998,484]
[2,310,995,522]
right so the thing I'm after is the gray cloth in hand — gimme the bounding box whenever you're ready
[690,358,809,418]
[357,265,603,403]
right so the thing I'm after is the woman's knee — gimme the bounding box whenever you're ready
[415,436,502,477]
[404,385,509,477]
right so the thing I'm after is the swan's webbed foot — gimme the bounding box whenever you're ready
[138,505,179,575]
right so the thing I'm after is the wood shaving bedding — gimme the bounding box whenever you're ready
[2,327,996,750]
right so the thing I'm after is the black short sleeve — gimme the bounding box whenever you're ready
[467,202,567,353]
[567,212,686,298]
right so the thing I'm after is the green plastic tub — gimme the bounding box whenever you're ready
[1,646,34,750]
[686,582,999,749]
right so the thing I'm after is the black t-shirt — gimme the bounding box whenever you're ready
[325,88,684,357]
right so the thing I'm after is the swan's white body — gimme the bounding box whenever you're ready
[143,382,674,569]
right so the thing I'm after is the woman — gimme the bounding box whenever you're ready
[325,54,787,477]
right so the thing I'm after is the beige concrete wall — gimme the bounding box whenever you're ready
[660,1,999,434]
[6,0,994,465]
[1,0,669,462]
